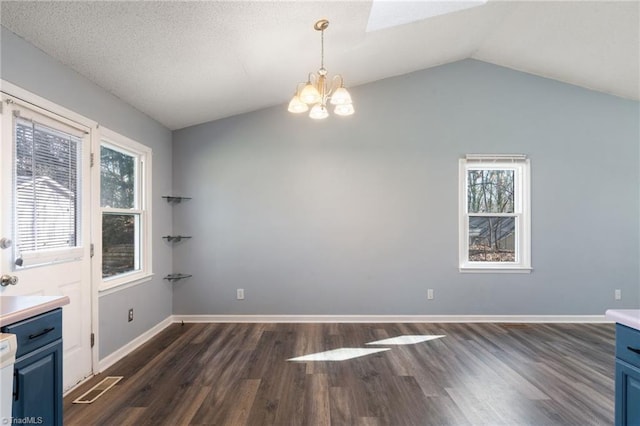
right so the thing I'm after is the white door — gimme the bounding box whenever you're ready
[0,95,93,390]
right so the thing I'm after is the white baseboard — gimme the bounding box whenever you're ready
[98,316,173,372]
[94,314,608,373]
[63,374,94,397]
[172,314,609,324]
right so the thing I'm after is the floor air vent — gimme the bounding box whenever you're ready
[72,376,123,404]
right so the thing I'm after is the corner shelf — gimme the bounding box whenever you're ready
[162,196,192,203]
[163,196,193,280]
[164,273,192,282]
[162,235,192,242]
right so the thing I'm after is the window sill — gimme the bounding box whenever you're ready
[459,267,532,274]
[98,272,154,296]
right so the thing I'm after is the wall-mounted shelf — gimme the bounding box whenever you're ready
[162,196,192,203]
[162,235,192,242]
[164,273,192,282]
[163,196,192,281]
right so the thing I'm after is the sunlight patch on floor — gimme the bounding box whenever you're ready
[366,335,446,345]
[287,347,390,362]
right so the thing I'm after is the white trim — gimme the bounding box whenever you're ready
[63,374,93,397]
[459,157,531,272]
[2,81,99,386]
[100,126,151,156]
[14,106,88,138]
[96,126,153,292]
[172,314,609,324]
[8,101,89,269]
[459,267,532,274]
[465,154,527,162]
[97,273,154,297]
[98,315,173,372]
[19,247,85,269]
[89,124,101,386]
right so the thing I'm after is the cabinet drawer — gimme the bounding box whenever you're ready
[616,324,640,368]
[1,309,62,359]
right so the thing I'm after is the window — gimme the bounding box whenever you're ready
[99,128,151,289]
[13,110,87,267]
[459,155,531,272]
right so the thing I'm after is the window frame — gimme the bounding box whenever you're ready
[96,127,152,292]
[458,155,531,273]
[10,102,89,269]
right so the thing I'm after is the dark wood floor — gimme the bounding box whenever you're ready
[64,322,615,425]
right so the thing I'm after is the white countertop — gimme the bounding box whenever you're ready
[605,309,640,331]
[0,295,70,327]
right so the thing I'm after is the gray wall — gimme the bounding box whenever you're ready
[1,27,174,358]
[172,59,640,315]
[2,20,638,337]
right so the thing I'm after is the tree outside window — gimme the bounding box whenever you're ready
[100,143,144,280]
[459,156,531,272]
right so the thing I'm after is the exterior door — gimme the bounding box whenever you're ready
[0,94,93,390]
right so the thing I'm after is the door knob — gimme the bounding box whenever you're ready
[0,238,11,249]
[0,275,18,287]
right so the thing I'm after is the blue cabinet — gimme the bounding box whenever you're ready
[615,324,640,426]
[1,309,63,426]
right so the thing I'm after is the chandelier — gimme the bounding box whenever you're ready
[288,19,354,119]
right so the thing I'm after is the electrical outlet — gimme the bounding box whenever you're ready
[427,289,434,300]
[128,308,134,322]
[237,288,245,300]
[615,289,621,300]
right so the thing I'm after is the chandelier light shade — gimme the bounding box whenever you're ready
[288,19,355,119]
[287,86,309,113]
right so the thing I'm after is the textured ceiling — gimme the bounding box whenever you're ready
[1,1,638,130]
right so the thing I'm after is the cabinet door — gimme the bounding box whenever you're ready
[13,341,63,426]
[616,359,640,426]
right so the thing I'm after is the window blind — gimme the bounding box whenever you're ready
[15,117,81,253]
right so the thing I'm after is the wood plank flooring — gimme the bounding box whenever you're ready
[64,322,615,425]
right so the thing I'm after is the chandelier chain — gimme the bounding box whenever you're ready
[320,28,324,70]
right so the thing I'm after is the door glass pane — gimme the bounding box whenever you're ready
[15,118,80,253]
[467,169,514,213]
[468,217,515,262]
[101,146,135,209]
[102,213,139,278]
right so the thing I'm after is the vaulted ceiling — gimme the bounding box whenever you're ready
[1,1,638,130]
